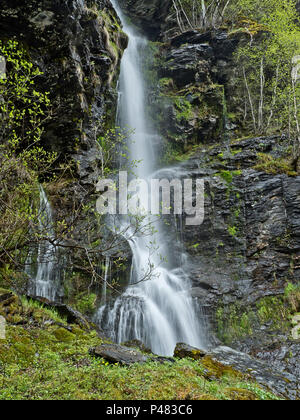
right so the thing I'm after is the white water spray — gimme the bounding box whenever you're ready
[96,1,205,356]
[26,186,62,302]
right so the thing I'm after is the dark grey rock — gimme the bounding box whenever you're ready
[89,343,149,365]
[118,0,173,40]
[26,296,93,330]
[175,135,300,386]
[210,346,299,400]
[122,339,153,354]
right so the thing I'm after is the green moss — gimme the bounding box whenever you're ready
[158,78,174,91]
[224,388,258,400]
[228,225,238,238]
[217,287,300,345]
[201,356,243,381]
[216,305,254,344]
[161,142,200,165]
[284,282,300,312]
[0,290,279,400]
[217,170,242,184]
[72,292,97,316]
[174,97,194,122]
[53,328,75,343]
[253,153,298,176]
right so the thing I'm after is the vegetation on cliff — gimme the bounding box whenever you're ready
[163,0,300,165]
[0,40,56,290]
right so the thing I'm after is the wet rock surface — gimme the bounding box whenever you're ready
[146,29,253,150]
[118,0,173,40]
[173,340,299,399]
[174,135,300,385]
[209,346,299,400]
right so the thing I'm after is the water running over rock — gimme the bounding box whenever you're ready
[95,1,205,356]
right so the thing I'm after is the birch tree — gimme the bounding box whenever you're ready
[171,0,232,31]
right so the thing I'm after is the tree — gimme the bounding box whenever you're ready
[171,0,232,31]
[233,0,300,162]
[0,40,58,286]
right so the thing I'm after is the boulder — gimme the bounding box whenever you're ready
[89,344,149,365]
[26,296,93,330]
[161,44,213,88]
[0,289,22,322]
[174,343,207,360]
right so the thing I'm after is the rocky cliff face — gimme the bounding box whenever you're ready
[0,0,127,186]
[179,135,300,378]
[118,0,175,40]
[150,30,244,153]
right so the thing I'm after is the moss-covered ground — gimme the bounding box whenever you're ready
[0,290,279,400]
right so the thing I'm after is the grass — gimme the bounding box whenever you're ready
[253,153,298,176]
[0,290,279,400]
[20,297,68,324]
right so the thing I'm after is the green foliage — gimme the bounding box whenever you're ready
[216,305,254,344]
[231,0,300,144]
[97,126,138,176]
[226,0,298,27]
[217,285,300,345]
[253,153,298,176]
[174,97,194,122]
[0,39,57,170]
[284,282,300,312]
[20,297,68,324]
[73,292,97,315]
[217,170,242,184]
[228,225,238,238]
[0,39,56,276]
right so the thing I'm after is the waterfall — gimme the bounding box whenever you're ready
[26,186,62,302]
[101,256,110,305]
[95,1,205,356]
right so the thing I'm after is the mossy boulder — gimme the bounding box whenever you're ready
[173,343,207,360]
[28,296,93,331]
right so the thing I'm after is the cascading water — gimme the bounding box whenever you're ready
[96,1,205,356]
[26,186,63,302]
[100,256,110,305]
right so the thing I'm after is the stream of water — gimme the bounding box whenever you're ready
[26,186,62,302]
[95,1,205,356]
